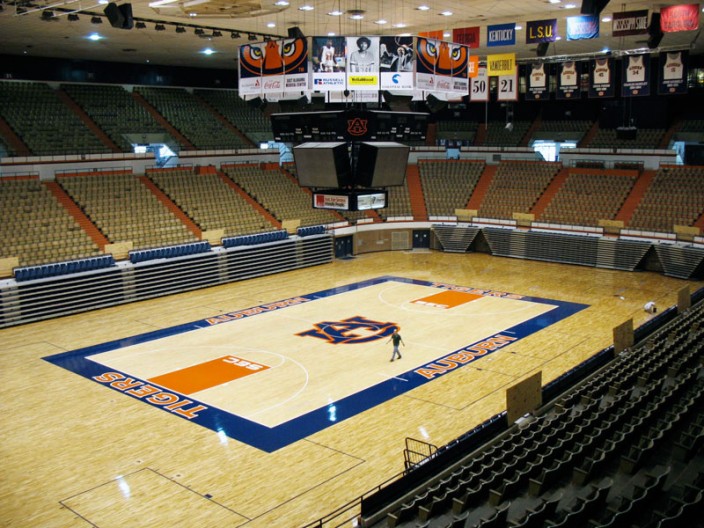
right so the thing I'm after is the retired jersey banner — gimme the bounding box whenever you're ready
[556,61,580,99]
[659,50,688,94]
[487,23,516,47]
[622,54,651,97]
[470,67,489,102]
[347,36,380,90]
[312,36,346,92]
[660,4,700,32]
[453,27,480,48]
[526,19,558,43]
[566,15,600,40]
[487,53,516,76]
[496,71,518,101]
[379,36,415,90]
[526,62,549,101]
[612,10,649,36]
[589,57,614,98]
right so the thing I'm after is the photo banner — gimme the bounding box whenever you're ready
[621,54,651,96]
[589,57,614,98]
[311,36,346,92]
[487,23,516,47]
[526,19,558,43]
[566,15,600,40]
[487,52,516,76]
[556,61,580,99]
[660,4,700,32]
[379,36,415,91]
[612,10,649,36]
[525,62,549,101]
[346,36,380,91]
[659,50,688,94]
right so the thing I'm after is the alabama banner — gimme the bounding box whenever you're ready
[487,53,516,76]
[526,19,558,43]
[566,15,600,40]
[588,57,614,98]
[660,4,700,32]
[612,10,649,36]
[622,54,651,97]
[659,50,688,95]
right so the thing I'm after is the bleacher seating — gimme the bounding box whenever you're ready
[194,88,270,145]
[222,229,288,247]
[418,160,485,218]
[588,127,666,149]
[483,121,532,147]
[14,254,115,281]
[129,240,210,263]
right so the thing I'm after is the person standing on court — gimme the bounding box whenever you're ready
[387,328,404,361]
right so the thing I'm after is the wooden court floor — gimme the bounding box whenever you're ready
[0,250,698,528]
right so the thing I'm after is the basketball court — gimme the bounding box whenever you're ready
[45,275,586,451]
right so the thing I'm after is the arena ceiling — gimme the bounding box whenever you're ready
[0,0,701,71]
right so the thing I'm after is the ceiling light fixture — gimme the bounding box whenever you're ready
[248,33,257,41]
[135,21,147,28]
[41,9,55,20]
[328,10,343,16]
[298,5,314,11]
[212,30,222,37]
[67,13,79,21]
[417,5,430,10]
[91,16,102,24]
[175,26,186,33]
[194,28,205,35]
[439,11,453,16]
[155,24,166,30]
[231,31,241,38]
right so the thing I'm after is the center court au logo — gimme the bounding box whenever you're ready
[297,316,398,344]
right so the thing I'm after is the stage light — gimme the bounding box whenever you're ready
[135,21,146,28]
[175,26,186,33]
[230,31,241,39]
[91,16,102,24]
[155,23,166,31]
[212,30,222,37]
[67,13,80,21]
[247,33,257,41]
[194,28,205,35]
[41,10,55,20]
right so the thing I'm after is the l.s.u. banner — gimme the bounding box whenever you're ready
[238,37,309,96]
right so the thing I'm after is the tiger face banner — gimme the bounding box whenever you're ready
[238,38,309,96]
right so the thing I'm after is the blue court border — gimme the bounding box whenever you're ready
[43,276,588,452]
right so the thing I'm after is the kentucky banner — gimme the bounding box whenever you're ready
[621,54,651,97]
[588,57,614,98]
[660,4,700,32]
[556,61,580,99]
[487,23,516,47]
[453,27,480,48]
[566,15,600,40]
[487,53,516,76]
[379,36,415,91]
[526,19,558,43]
[312,36,346,92]
[612,10,649,36]
[346,36,380,91]
[525,62,549,101]
[659,50,688,95]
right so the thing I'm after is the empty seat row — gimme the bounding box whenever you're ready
[297,225,326,237]
[14,254,115,281]
[222,230,288,248]
[129,241,211,263]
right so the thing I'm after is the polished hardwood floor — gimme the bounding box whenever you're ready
[0,250,696,528]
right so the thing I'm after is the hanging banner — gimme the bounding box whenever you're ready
[346,36,380,91]
[487,23,516,47]
[453,27,480,48]
[470,67,489,102]
[419,30,444,40]
[435,41,455,92]
[621,54,651,96]
[496,71,518,101]
[659,50,688,94]
[468,56,480,78]
[238,41,267,96]
[556,61,580,99]
[311,36,346,92]
[447,43,470,94]
[588,57,614,98]
[379,36,415,90]
[415,36,439,90]
[526,19,558,43]
[280,37,309,93]
[566,15,600,40]
[486,53,516,76]
[525,62,549,101]
[660,4,700,32]
[238,38,308,95]
[612,10,649,36]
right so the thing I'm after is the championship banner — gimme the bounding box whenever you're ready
[346,36,380,91]
[525,62,549,101]
[566,15,600,40]
[312,36,346,92]
[621,54,651,97]
[526,19,558,43]
[612,10,649,36]
[589,57,614,98]
[415,37,439,90]
[487,53,516,76]
[453,26,480,48]
[470,66,489,102]
[556,61,580,99]
[379,36,415,91]
[487,23,516,47]
[660,4,700,32]
[659,50,688,95]
[496,71,518,101]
